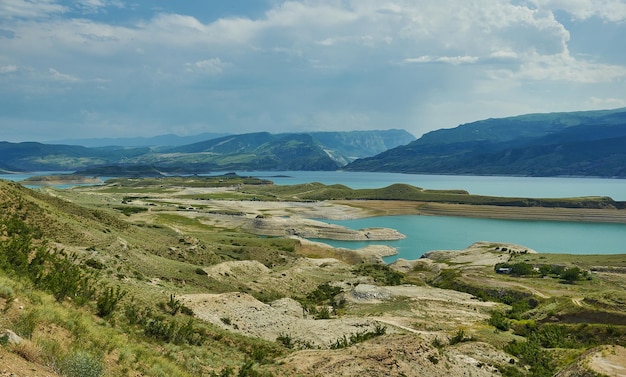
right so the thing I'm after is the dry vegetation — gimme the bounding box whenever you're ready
[1,176,625,376]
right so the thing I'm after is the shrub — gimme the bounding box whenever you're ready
[449,328,473,345]
[306,282,342,304]
[354,263,405,285]
[96,285,126,318]
[13,309,40,339]
[488,310,510,331]
[560,267,582,283]
[58,350,104,377]
[315,306,331,320]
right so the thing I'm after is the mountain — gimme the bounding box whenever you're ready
[50,132,230,147]
[345,108,626,178]
[141,133,342,171]
[1,130,413,173]
[0,141,150,172]
[308,129,415,165]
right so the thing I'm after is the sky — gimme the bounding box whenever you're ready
[1,0,626,143]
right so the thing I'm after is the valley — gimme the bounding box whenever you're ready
[1,175,625,376]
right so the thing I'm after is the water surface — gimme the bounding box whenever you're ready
[314,215,626,262]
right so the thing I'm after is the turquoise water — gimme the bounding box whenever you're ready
[4,170,626,200]
[313,216,626,261]
[215,171,626,201]
[3,170,625,258]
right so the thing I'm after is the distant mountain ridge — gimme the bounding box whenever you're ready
[51,132,230,147]
[0,129,415,173]
[345,108,626,178]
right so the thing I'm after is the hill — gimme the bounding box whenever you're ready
[345,108,626,177]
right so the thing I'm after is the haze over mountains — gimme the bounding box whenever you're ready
[1,108,625,177]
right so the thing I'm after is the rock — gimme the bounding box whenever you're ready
[348,284,392,301]
[1,330,22,345]
[270,298,305,318]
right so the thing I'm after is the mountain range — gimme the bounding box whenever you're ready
[0,130,415,174]
[345,107,626,178]
[2,108,626,177]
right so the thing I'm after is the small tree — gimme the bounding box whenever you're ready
[560,267,582,284]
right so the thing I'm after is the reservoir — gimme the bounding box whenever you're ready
[4,170,625,259]
[313,215,626,262]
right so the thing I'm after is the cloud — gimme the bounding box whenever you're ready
[588,96,626,108]
[0,0,625,141]
[491,51,626,83]
[0,65,18,74]
[403,56,480,65]
[185,58,228,75]
[530,0,626,22]
[0,0,67,19]
[72,0,125,14]
[48,68,80,82]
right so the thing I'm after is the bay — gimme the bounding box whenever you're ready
[313,215,626,262]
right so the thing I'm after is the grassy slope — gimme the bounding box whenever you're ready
[1,177,625,376]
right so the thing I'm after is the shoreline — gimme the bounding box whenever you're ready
[334,200,626,224]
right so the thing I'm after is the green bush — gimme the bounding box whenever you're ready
[96,285,126,318]
[488,310,510,331]
[58,350,104,377]
[354,263,405,285]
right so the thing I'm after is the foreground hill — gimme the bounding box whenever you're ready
[345,107,626,177]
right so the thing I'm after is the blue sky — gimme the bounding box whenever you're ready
[1,0,625,142]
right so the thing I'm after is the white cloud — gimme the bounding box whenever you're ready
[0,0,67,19]
[530,0,626,22]
[403,55,479,65]
[587,96,626,108]
[0,65,18,73]
[185,58,227,75]
[493,51,626,83]
[49,68,80,82]
[72,0,125,14]
[489,50,520,60]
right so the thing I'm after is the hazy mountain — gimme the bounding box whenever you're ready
[51,132,230,147]
[345,108,626,178]
[1,130,413,173]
